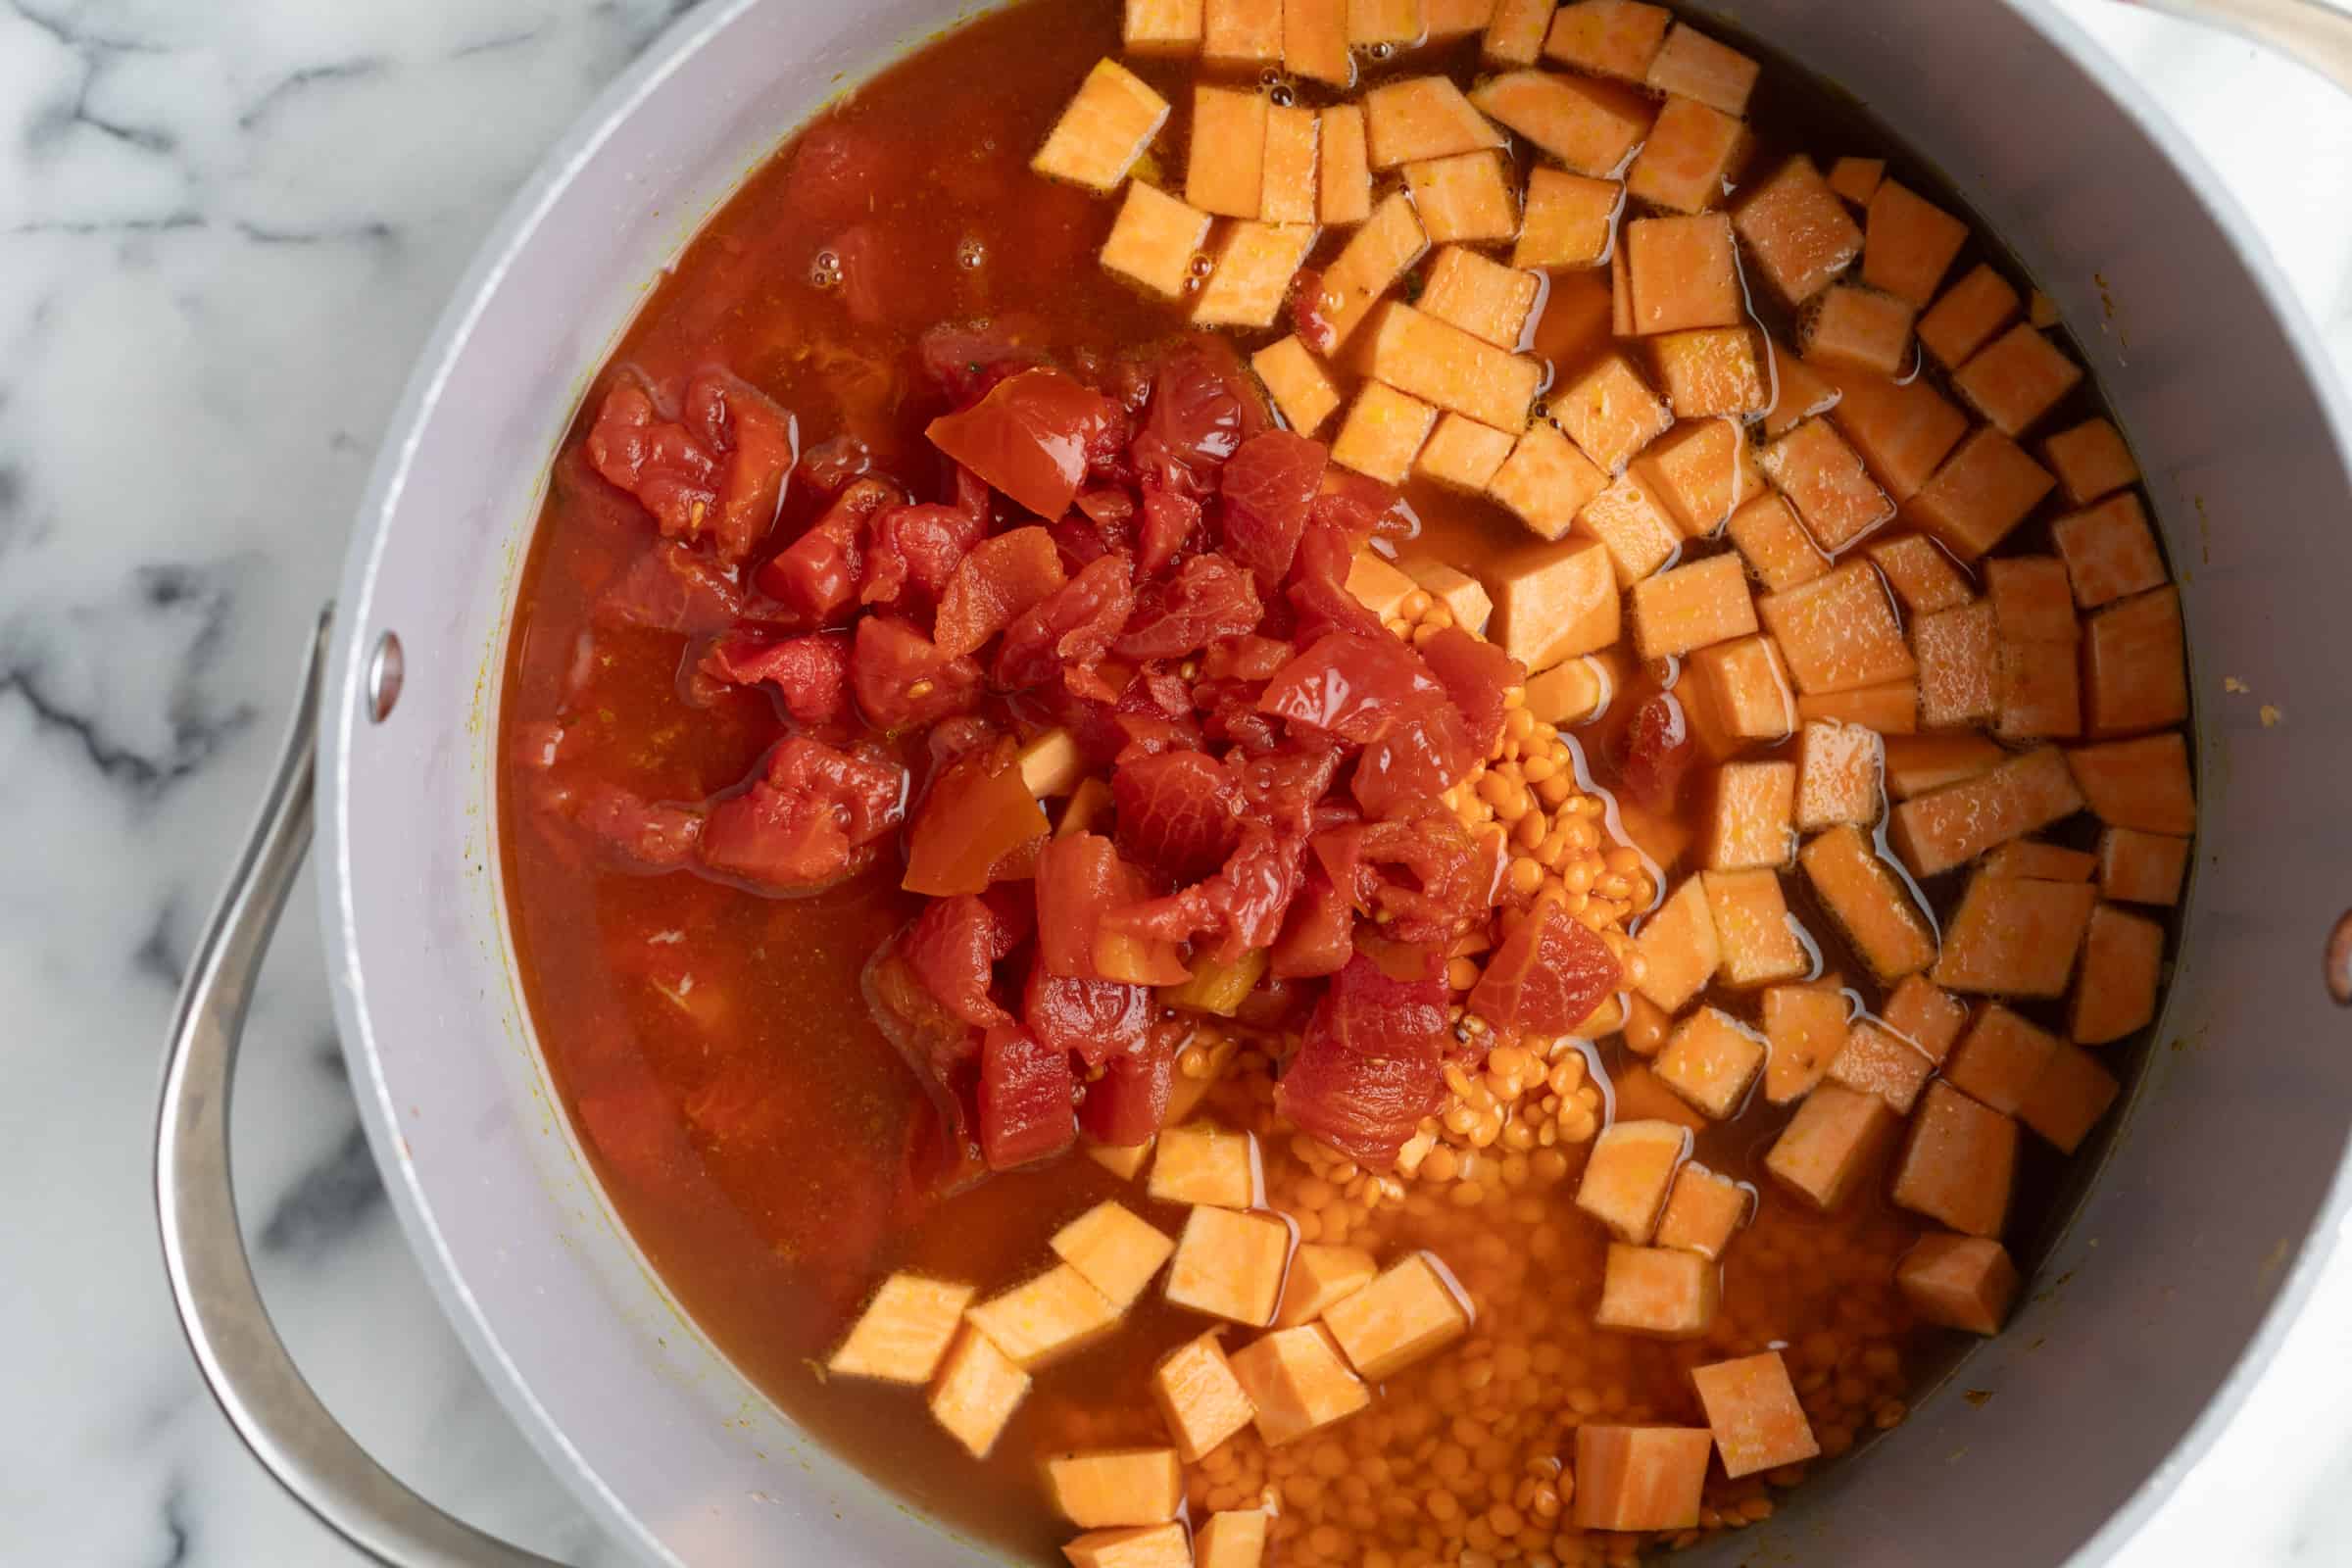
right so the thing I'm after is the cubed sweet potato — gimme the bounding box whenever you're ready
[1645,22,1758,116]
[2082,586,2187,737]
[1982,838,2094,881]
[1405,150,1521,244]
[1036,60,1174,192]
[1281,0,1350,84]
[1331,380,1439,485]
[1826,156,1884,206]
[1826,1018,1936,1113]
[2071,902,2163,1045]
[1556,351,1674,474]
[1626,214,1742,334]
[1984,554,2077,644]
[1577,1118,1690,1243]
[1348,0,1426,44]
[1658,1000,1772,1114]
[1801,284,1916,377]
[1763,344,1840,438]
[1733,156,1860,306]
[1318,103,1372,223]
[1322,1251,1472,1379]
[1596,1243,1721,1339]
[1186,85,1269,218]
[1799,823,1936,982]
[1274,1242,1377,1327]
[1941,1002,2059,1115]
[1650,329,1769,422]
[1488,420,1609,543]
[1759,418,1895,553]
[930,1324,1031,1458]
[2051,492,2165,610]
[1470,69,1655,176]
[1634,873,1724,1010]
[1861,179,1968,309]
[1204,0,1285,60]
[1229,1324,1370,1445]
[969,1266,1122,1368]
[1866,532,1972,618]
[1251,335,1344,436]
[1702,869,1809,989]
[1424,0,1498,39]
[1544,0,1672,78]
[1363,74,1505,169]
[1882,971,1969,1060]
[1692,1351,1821,1477]
[1054,1200,1178,1307]
[1258,103,1320,224]
[1089,1137,1155,1181]
[1415,414,1518,493]
[1194,221,1318,328]
[1765,1082,1897,1209]
[1882,732,2003,800]
[1345,549,1418,619]
[2018,1041,2121,1153]
[1632,553,1756,659]
[1192,1511,1266,1568]
[1693,640,1796,747]
[1891,1081,2017,1239]
[1490,532,1620,669]
[1573,1426,1713,1532]
[1896,1233,2019,1336]
[1954,323,2082,437]
[1640,419,1762,536]
[1726,491,1830,593]
[1166,1206,1294,1325]
[1654,1163,1748,1259]
[1794,679,1918,734]
[1356,300,1544,431]
[1628,94,1748,214]
[1126,0,1206,54]
[1763,979,1849,1102]
[2098,826,2189,906]
[1402,559,1494,635]
[2042,416,2139,506]
[831,1273,976,1383]
[1917,263,2020,369]
[1997,640,2079,743]
[1049,1447,1186,1528]
[1910,426,2057,561]
[2068,731,2195,834]
[1063,1524,1192,1568]
[1152,1332,1256,1460]
[1483,0,1552,64]
[1514,166,1622,269]
[1421,247,1541,350]
[1523,654,1613,725]
[1152,1122,1262,1208]
[1794,717,1883,832]
[1757,560,1917,695]
[1817,362,1970,503]
[1102,181,1214,299]
[1310,192,1429,351]
[1932,872,2096,998]
[1913,600,1998,729]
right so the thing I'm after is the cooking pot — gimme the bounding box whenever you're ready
[154,0,2352,1563]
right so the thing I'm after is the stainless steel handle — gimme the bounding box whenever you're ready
[153,608,568,1568]
[2131,0,2352,93]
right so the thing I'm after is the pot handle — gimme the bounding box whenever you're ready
[2130,0,2352,94]
[153,608,568,1568]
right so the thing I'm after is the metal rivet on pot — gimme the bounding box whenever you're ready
[367,631,404,723]
[2328,909,2352,1007]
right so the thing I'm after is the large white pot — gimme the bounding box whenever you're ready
[156,1,2352,1564]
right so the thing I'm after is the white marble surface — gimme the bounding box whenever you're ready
[0,1,2347,1564]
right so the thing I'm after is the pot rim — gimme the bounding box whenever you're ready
[315,1,2352,1563]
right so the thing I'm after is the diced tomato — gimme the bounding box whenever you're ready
[994,551,1138,690]
[1114,750,1242,883]
[686,370,799,563]
[1313,806,1490,944]
[1274,956,1450,1168]
[697,629,852,726]
[1205,634,1295,682]
[1284,517,1390,642]
[573,783,704,872]
[573,1079,697,1197]
[1023,956,1151,1069]
[1107,826,1303,967]
[1611,692,1695,813]
[1131,336,1269,495]
[976,1024,1076,1170]
[799,433,873,494]
[595,542,745,637]
[787,120,906,227]
[1220,431,1329,585]
[700,737,907,895]
[861,938,986,1194]
[915,320,1051,408]
[1233,742,1343,837]
[1352,703,1481,820]
[904,893,1022,1027]
[1114,553,1264,660]
[585,379,721,543]
[902,745,1050,897]
[1076,1030,1176,1147]
[1307,466,1402,551]
[927,368,1118,521]
[861,503,987,611]
[931,525,1069,659]
[755,477,902,621]
[1270,863,1353,978]
[1418,625,1524,761]
[1034,831,1135,978]
[1468,902,1623,1038]
[1259,630,1447,743]
[1137,481,1201,576]
[852,615,983,732]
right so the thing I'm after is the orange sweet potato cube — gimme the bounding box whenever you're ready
[1191,1512,1266,1568]
[1251,335,1344,437]
[1763,343,1840,438]
[2019,1042,2121,1153]
[1491,533,1620,669]
[1995,640,2082,740]
[1258,102,1320,224]
[1515,167,1623,270]
[1227,1324,1369,1445]
[1576,1118,1690,1243]
[1799,823,1935,982]
[1801,284,1916,377]
[1404,151,1520,244]
[1640,419,1763,536]
[968,1266,1121,1368]
[1645,22,1758,115]
[1758,560,1917,695]
[1892,1082,2017,1239]
[1765,1082,1897,1209]
[1423,0,1498,39]
[1281,0,1350,83]
[1556,352,1673,473]
[1882,972,1968,1061]
[1698,634,1798,741]
[1356,300,1544,431]
[1692,1351,1821,1477]
[1726,491,1830,593]
[1273,1241,1377,1327]
[1062,1524,1193,1568]
[1954,323,2083,437]
[1126,0,1205,54]
[1626,214,1742,334]
[1186,85,1269,218]
[1544,0,1672,79]
[1308,192,1429,352]
[1330,381,1439,486]
[1348,0,1425,44]
[1609,238,1635,334]
[1321,1251,1471,1379]
[831,1273,976,1383]
[1631,553,1756,659]
[1794,718,1882,831]
[1705,759,1796,874]
[1574,1426,1713,1532]
[2068,732,2195,834]
[1048,1447,1187,1528]
[2051,492,2165,610]
[1204,0,1284,61]
[1917,263,2020,369]
[1470,70,1655,178]
[1912,601,1997,729]
[1883,732,2004,799]
[1054,1200,1179,1307]
[1910,426,2057,561]
[1826,1018,1936,1113]
[1102,181,1215,300]
[1733,156,1860,306]
[1827,156,1884,206]
[1483,0,1551,64]
[1193,221,1319,329]
[1761,990,1847,1110]
[1896,1234,2020,1336]
[1943,1003,2060,1115]
[930,1324,1031,1458]
[1627,95,1748,215]
[2071,903,2163,1045]
[1416,415,1518,494]
[1317,104,1372,223]
[1983,839,2094,881]
[1818,362,1970,503]
[1795,680,1918,734]
[1036,60,1174,192]
[1490,421,1609,543]
[1151,1332,1256,1461]
[2098,827,2189,906]
[2083,586,2187,738]
[1595,1243,1720,1339]
[1861,179,1968,309]
[1702,870,1809,989]
[1634,873,1723,1010]
[1362,75,1505,169]
[1651,328,1770,420]
[1932,872,2096,999]
[2043,416,2140,506]
[1867,532,1973,616]
[1655,1163,1748,1259]
[1165,1206,1294,1326]
[1422,246,1542,348]
[1658,1001,1771,1115]
[1984,554,2077,642]
[1759,418,1895,553]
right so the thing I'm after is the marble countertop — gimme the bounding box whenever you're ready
[1,2,2347,1564]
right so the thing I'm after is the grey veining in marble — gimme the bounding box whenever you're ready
[0,1,2346,1564]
